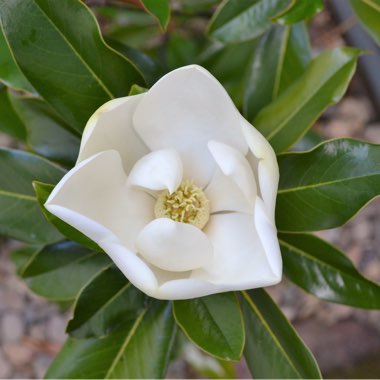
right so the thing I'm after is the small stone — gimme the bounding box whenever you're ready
[3,343,34,366]
[29,323,46,340]
[1,312,24,342]
[0,287,24,311]
[364,124,380,144]
[33,353,54,379]
[0,350,11,378]
[352,220,372,242]
[46,315,67,343]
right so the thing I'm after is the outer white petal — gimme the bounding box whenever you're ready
[136,218,213,272]
[77,95,149,174]
[133,65,248,187]
[191,210,281,289]
[208,140,256,209]
[241,117,279,221]
[45,150,155,251]
[128,149,183,194]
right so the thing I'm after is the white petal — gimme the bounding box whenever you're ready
[77,95,149,174]
[208,140,256,208]
[45,150,155,250]
[136,218,213,272]
[99,240,158,296]
[157,279,220,300]
[133,65,248,187]
[128,149,183,194]
[205,169,253,214]
[241,117,279,221]
[191,212,281,288]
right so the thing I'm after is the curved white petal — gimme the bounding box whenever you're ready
[205,169,253,214]
[45,150,155,250]
[241,117,279,221]
[191,212,281,288]
[99,240,158,296]
[136,218,213,272]
[208,140,256,208]
[77,95,149,174]
[128,149,183,194]
[133,65,248,187]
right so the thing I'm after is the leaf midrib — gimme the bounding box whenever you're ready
[32,0,114,99]
[278,171,380,194]
[0,189,35,201]
[362,0,380,13]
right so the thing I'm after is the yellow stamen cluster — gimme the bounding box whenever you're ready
[154,180,210,229]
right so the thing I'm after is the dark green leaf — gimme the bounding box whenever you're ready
[33,182,101,252]
[280,233,380,308]
[174,292,244,361]
[0,0,145,133]
[46,301,176,379]
[21,241,111,301]
[350,0,380,46]
[0,148,65,243]
[273,0,324,24]
[276,138,380,231]
[9,95,80,166]
[241,289,321,379]
[243,22,311,120]
[0,25,34,92]
[208,0,290,43]
[0,86,26,140]
[254,47,360,152]
[199,40,257,109]
[67,265,147,338]
[140,0,171,31]
[11,245,41,277]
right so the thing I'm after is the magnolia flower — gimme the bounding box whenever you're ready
[45,65,281,300]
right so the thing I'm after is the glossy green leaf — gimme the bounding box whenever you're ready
[140,0,171,31]
[254,47,360,152]
[276,138,380,231]
[46,301,176,379]
[280,233,380,308]
[350,0,380,46]
[21,241,111,301]
[208,0,290,43]
[0,25,34,92]
[9,95,80,166]
[0,0,145,133]
[244,22,311,120]
[199,39,257,109]
[0,86,26,140]
[173,292,244,361]
[0,148,65,243]
[33,182,101,252]
[11,245,42,277]
[273,0,324,24]
[241,289,321,379]
[67,265,146,339]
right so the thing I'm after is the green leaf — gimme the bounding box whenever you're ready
[208,0,290,43]
[173,292,244,361]
[21,241,111,301]
[0,25,34,92]
[241,289,321,379]
[46,301,176,379]
[0,148,65,243]
[128,84,148,96]
[140,0,171,31]
[276,138,380,231]
[11,244,42,276]
[9,95,80,166]
[254,47,360,153]
[33,181,101,251]
[199,39,257,109]
[280,233,380,308]
[350,0,380,46]
[273,0,324,24]
[0,86,26,140]
[67,265,147,339]
[0,0,145,133]
[243,22,311,120]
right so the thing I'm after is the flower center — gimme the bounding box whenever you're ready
[154,180,210,229]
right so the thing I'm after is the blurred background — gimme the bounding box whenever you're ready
[1,0,380,378]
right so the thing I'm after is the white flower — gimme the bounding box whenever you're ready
[45,65,282,300]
